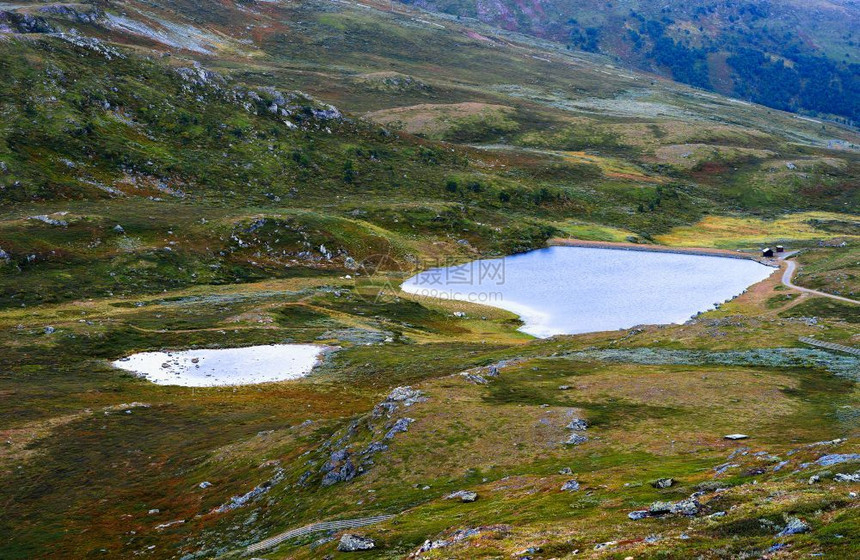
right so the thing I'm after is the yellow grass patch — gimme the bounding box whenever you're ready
[559,151,662,182]
[656,212,860,248]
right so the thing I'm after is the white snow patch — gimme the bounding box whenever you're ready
[113,344,326,386]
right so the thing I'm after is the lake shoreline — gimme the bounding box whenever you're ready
[547,238,776,265]
[402,245,777,337]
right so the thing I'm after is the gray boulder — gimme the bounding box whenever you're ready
[566,419,588,431]
[649,497,700,516]
[816,454,860,466]
[777,517,810,537]
[628,510,649,520]
[566,433,588,445]
[834,473,860,483]
[561,479,580,492]
[651,478,675,489]
[446,490,478,502]
[321,458,356,486]
[338,534,375,552]
[384,417,413,440]
[387,386,426,406]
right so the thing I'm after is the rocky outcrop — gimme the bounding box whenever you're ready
[631,495,702,520]
[39,5,102,24]
[338,534,376,552]
[446,490,478,502]
[648,496,700,516]
[213,467,285,513]
[0,11,55,33]
[313,387,427,486]
[458,359,523,384]
[777,517,810,537]
[411,526,509,557]
[814,453,860,466]
[384,418,414,440]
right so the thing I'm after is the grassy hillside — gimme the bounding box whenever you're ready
[0,1,858,559]
[399,0,860,121]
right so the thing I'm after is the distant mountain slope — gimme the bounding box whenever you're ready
[400,0,860,122]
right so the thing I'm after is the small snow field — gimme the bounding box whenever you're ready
[112,344,326,386]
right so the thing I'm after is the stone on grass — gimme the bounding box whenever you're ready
[561,479,580,492]
[815,454,860,467]
[628,510,649,520]
[338,534,376,552]
[446,490,478,502]
[724,434,749,440]
[834,473,860,483]
[384,417,413,439]
[649,497,700,516]
[777,517,810,537]
[651,478,674,489]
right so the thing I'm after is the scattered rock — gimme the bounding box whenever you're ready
[384,417,414,440]
[724,434,749,440]
[558,467,572,475]
[815,454,860,467]
[649,497,700,516]
[565,433,588,445]
[44,326,55,335]
[386,386,427,407]
[213,468,284,512]
[834,473,860,483]
[651,478,674,489]
[558,385,572,390]
[808,475,820,485]
[30,214,68,226]
[113,224,125,234]
[566,419,588,431]
[446,490,478,502]
[561,479,580,492]
[411,526,503,557]
[321,456,357,486]
[199,481,212,489]
[628,510,649,520]
[338,534,375,552]
[777,517,810,537]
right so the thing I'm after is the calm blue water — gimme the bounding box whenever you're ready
[401,246,775,337]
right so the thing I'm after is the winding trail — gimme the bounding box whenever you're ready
[781,258,860,305]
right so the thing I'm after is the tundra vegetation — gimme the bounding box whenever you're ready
[0,0,858,558]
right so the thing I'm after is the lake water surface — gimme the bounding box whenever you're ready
[401,246,774,337]
[113,344,325,386]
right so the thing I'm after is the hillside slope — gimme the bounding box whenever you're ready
[398,0,860,121]
[0,2,858,560]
